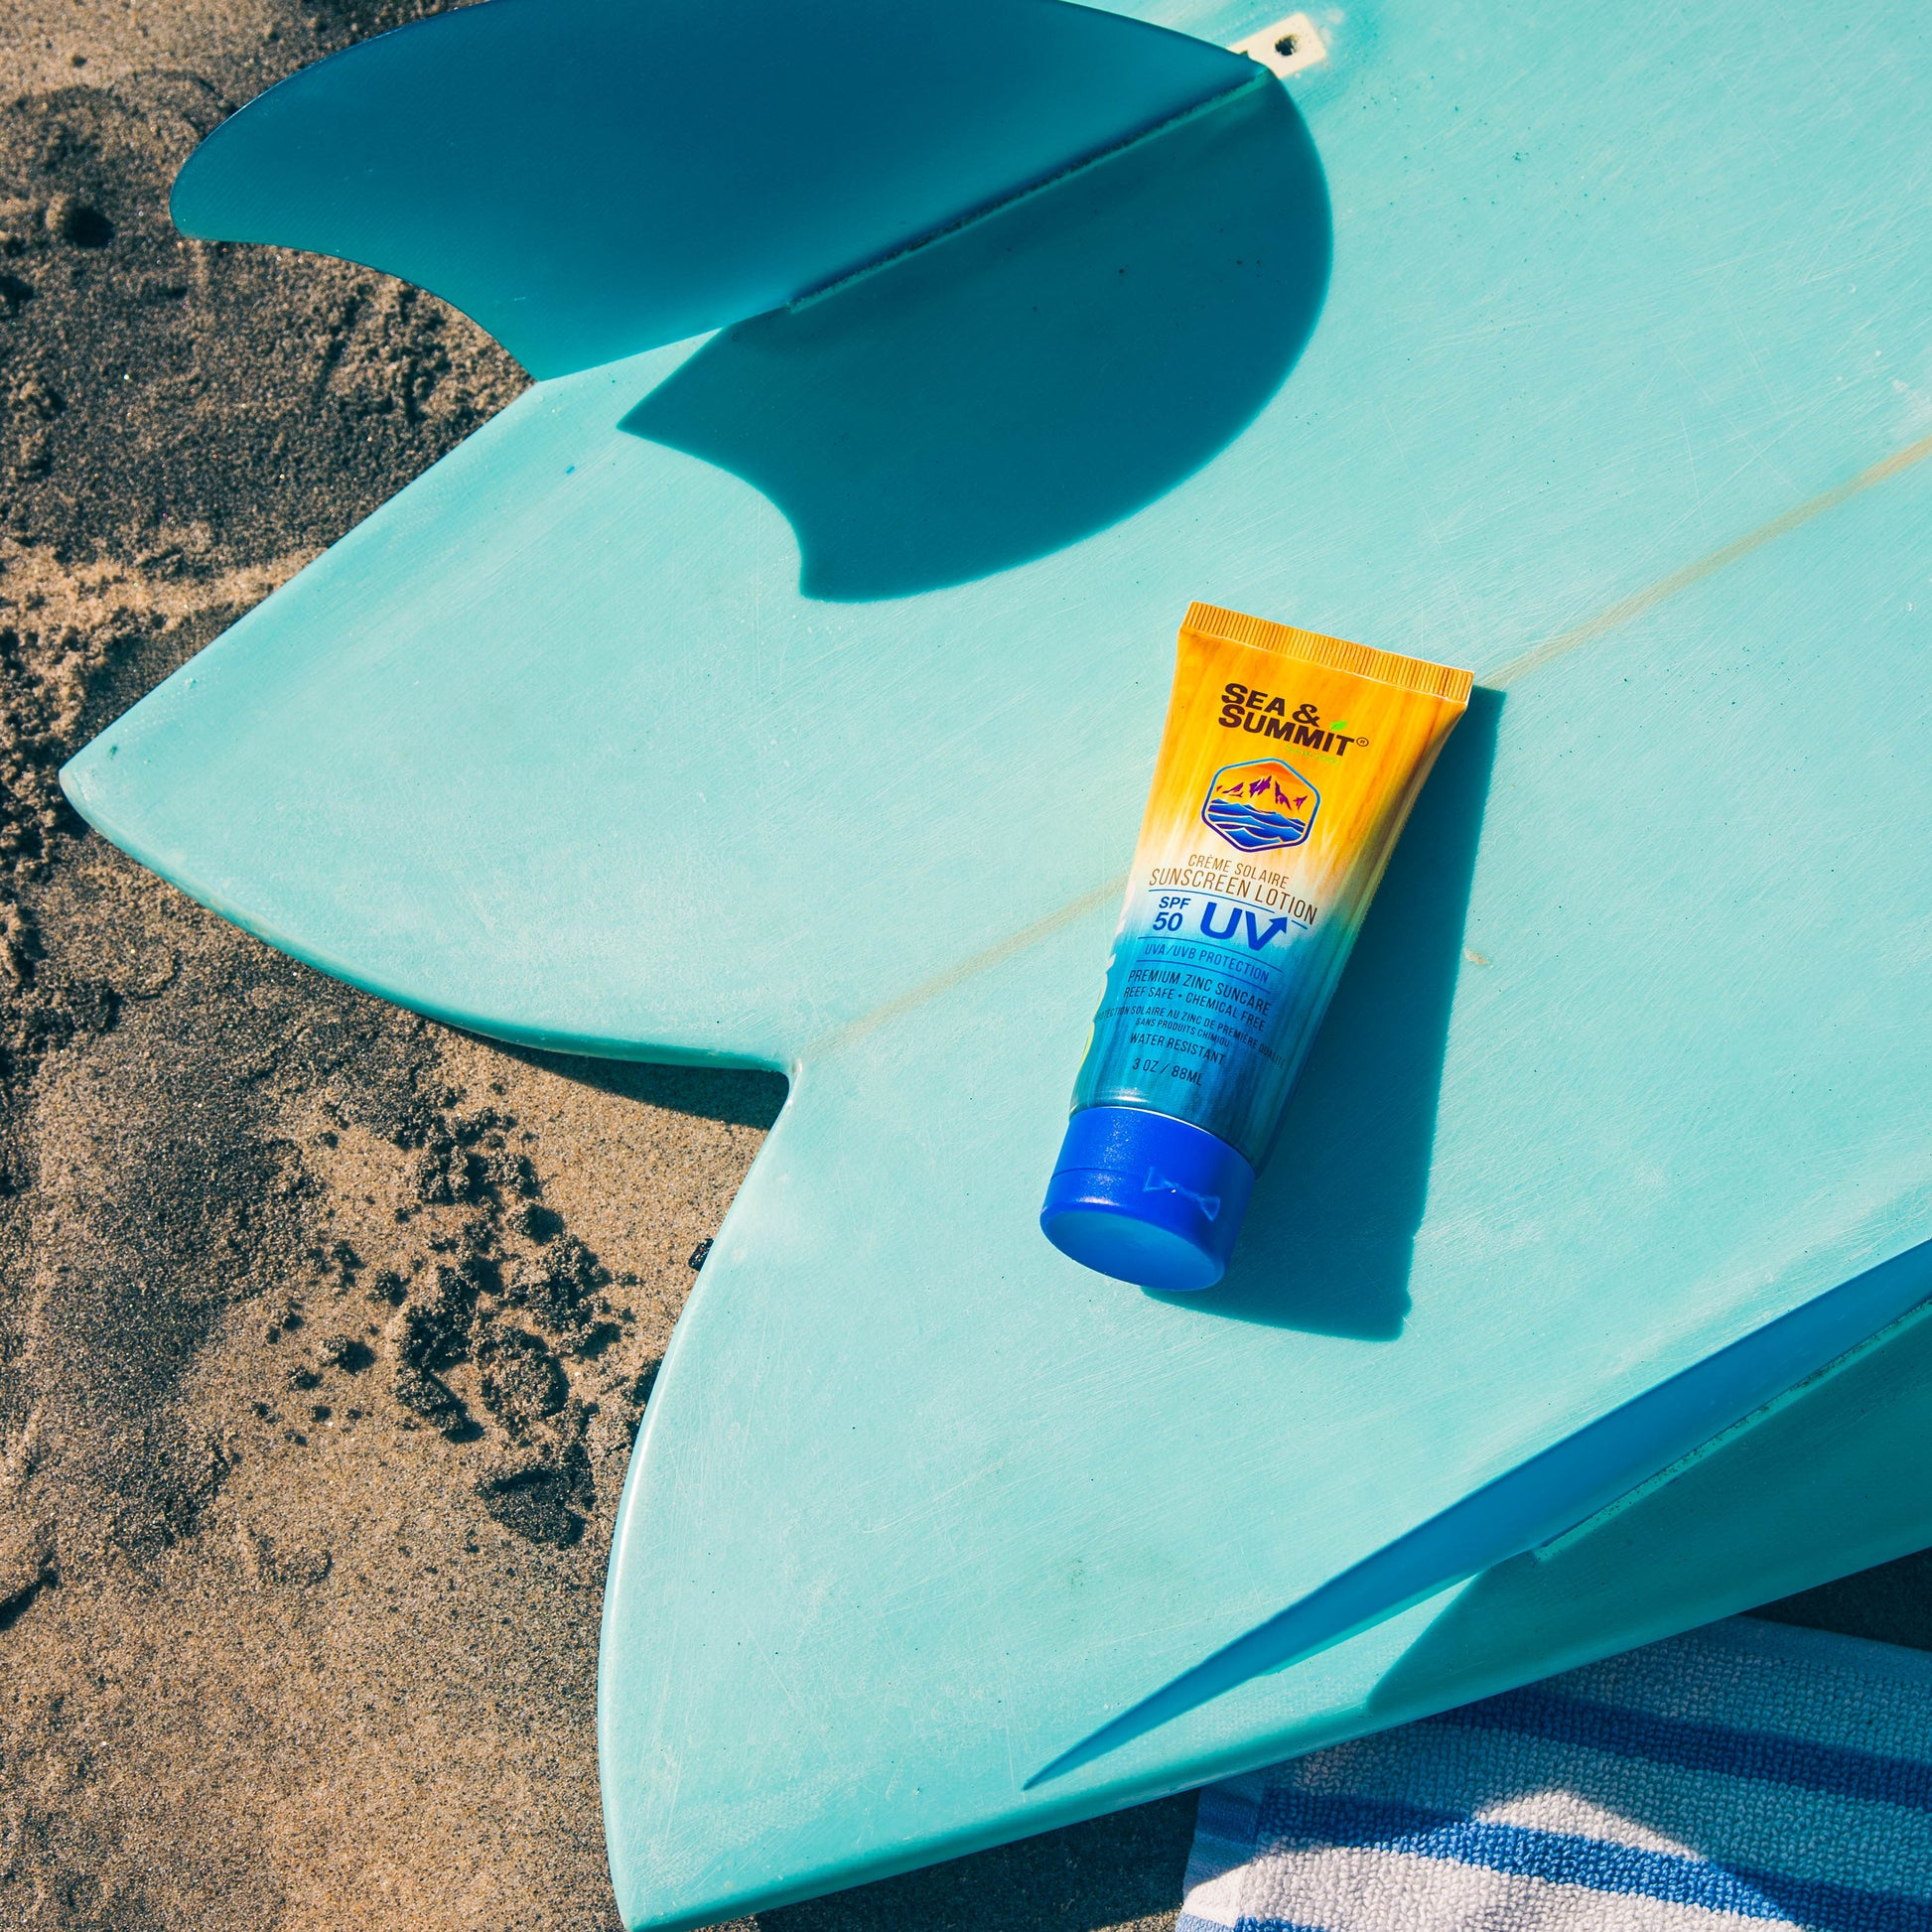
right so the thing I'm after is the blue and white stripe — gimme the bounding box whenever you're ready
[1178,1618,1932,1932]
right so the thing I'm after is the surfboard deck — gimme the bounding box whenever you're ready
[55,0,1932,1923]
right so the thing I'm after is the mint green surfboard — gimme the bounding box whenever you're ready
[58,0,1932,1924]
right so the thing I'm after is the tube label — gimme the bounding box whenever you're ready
[1069,604,1472,1166]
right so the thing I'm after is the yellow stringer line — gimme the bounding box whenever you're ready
[813,427,1932,1058]
[1484,429,1932,686]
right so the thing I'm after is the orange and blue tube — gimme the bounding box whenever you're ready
[1041,603,1472,1291]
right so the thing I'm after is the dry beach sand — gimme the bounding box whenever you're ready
[0,2,1926,1927]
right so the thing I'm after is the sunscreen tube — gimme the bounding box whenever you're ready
[1041,603,1472,1292]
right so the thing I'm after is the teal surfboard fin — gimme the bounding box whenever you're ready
[168,0,1263,377]
[1028,1234,1932,1786]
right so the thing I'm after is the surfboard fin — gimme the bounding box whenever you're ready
[170,0,1261,377]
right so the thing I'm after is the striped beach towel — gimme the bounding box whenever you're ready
[1178,1617,1932,1931]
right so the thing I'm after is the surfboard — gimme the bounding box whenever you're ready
[58,0,1932,1923]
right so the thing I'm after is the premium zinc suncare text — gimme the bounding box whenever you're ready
[1040,603,1472,1292]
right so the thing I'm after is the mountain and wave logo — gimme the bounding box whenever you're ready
[1200,759,1317,853]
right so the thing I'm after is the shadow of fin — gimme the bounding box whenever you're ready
[622,76,1327,599]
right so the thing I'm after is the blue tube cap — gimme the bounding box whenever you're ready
[1040,1106,1256,1292]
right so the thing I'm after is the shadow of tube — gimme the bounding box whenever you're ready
[623,78,1330,601]
[1151,688,1505,1339]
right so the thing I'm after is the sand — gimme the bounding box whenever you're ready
[0,1,1924,1927]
